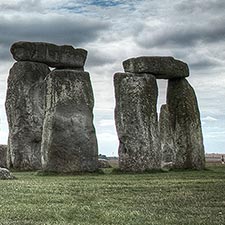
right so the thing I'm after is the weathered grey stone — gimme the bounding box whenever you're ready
[167,78,205,169]
[41,69,98,173]
[11,41,87,69]
[0,168,16,180]
[159,104,175,163]
[123,56,189,79]
[0,145,7,168]
[5,61,50,170]
[114,72,161,172]
[98,159,112,168]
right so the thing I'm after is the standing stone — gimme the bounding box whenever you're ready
[159,104,175,163]
[5,61,50,170]
[114,73,161,172]
[123,56,189,79]
[41,69,98,173]
[10,41,87,69]
[167,78,205,169]
[0,145,7,168]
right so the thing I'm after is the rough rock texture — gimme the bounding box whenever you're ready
[98,159,112,168]
[123,56,189,79]
[0,168,16,180]
[167,78,205,169]
[41,69,98,173]
[114,72,161,172]
[159,104,175,163]
[11,41,87,69]
[5,61,50,170]
[0,145,7,168]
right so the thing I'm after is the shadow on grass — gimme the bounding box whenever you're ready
[35,169,105,176]
[13,165,221,177]
[111,168,170,175]
[169,167,209,172]
[35,167,210,176]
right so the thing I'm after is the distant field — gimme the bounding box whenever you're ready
[205,153,224,163]
[0,163,224,225]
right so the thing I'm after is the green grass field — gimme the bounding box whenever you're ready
[0,163,224,225]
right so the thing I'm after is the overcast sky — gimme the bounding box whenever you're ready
[0,0,225,155]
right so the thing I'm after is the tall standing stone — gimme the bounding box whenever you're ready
[41,69,98,172]
[5,61,50,170]
[0,145,7,168]
[159,104,175,163]
[114,73,161,172]
[167,78,205,169]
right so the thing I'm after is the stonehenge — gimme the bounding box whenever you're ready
[5,40,205,173]
[114,56,205,171]
[5,41,98,172]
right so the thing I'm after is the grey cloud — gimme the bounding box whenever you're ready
[0,46,12,61]
[136,19,225,49]
[86,49,117,68]
[0,14,110,61]
[168,48,225,72]
[0,0,44,12]
[175,0,225,14]
[133,0,225,49]
[189,58,222,70]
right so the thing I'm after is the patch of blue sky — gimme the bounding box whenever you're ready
[88,0,138,11]
[51,0,137,14]
[88,0,122,7]
[49,1,85,14]
[50,3,87,14]
[58,6,87,14]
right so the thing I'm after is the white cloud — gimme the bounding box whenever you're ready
[0,130,8,144]
[97,132,118,156]
[98,132,118,142]
[205,131,225,139]
[202,116,218,122]
[98,119,115,127]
